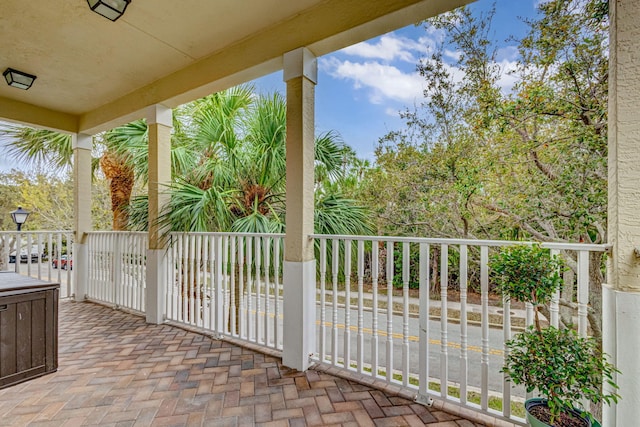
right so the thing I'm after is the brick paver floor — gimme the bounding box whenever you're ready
[0,301,484,426]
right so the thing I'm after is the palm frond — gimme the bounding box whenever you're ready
[315,130,346,182]
[314,192,374,236]
[159,179,235,232]
[0,124,74,171]
[231,211,282,234]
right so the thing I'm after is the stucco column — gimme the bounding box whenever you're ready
[146,104,172,324]
[282,47,317,371]
[72,133,92,302]
[604,1,640,425]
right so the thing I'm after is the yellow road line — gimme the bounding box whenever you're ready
[249,310,504,356]
[319,321,504,356]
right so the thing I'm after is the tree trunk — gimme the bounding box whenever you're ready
[100,151,134,231]
[588,251,604,337]
[560,268,575,328]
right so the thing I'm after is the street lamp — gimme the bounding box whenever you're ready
[10,207,30,231]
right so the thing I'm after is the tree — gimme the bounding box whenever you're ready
[370,1,608,241]
[0,124,135,230]
[364,0,609,329]
[127,87,373,237]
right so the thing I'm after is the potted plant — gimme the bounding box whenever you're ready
[489,244,619,427]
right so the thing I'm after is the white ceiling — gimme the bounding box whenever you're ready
[0,0,471,134]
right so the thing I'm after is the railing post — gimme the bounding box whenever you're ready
[282,47,317,371]
[74,241,88,301]
[73,133,92,302]
[146,249,166,323]
[14,232,21,275]
[113,233,123,306]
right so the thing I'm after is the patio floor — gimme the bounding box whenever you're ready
[0,300,484,427]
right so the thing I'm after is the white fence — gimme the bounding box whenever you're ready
[164,232,285,351]
[0,231,74,298]
[86,231,147,312]
[311,234,608,424]
[77,230,608,425]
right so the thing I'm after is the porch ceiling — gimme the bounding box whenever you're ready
[0,0,471,135]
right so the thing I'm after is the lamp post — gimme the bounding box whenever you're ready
[10,207,30,232]
[10,207,29,273]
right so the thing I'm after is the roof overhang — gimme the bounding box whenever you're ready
[0,0,471,134]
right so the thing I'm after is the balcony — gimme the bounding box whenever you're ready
[0,230,608,426]
[0,299,487,426]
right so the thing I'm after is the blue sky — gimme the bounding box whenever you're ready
[252,0,541,161]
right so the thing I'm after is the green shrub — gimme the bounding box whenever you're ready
[490,244,619,425]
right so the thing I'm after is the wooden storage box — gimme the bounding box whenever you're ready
[0,273,59,389]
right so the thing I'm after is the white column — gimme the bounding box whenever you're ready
[72,133,92,301]
[146,104,172,324]
[605,1,640,425]
[282,47,317,371]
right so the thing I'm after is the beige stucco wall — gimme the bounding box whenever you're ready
[284,49,316,263]
[608,0,640,292]
[147,118,172,250]
[73,134,92,242]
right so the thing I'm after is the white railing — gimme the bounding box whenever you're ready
[311,234,608,425]
[165,232,284,351]
[73,230,609,424]
[86,231,147,313]
[0,231,74,298]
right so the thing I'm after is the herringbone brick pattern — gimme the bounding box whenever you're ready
[0,301,484,426]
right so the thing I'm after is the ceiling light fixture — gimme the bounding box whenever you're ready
[3,68,37,90]
[87,0,131,21]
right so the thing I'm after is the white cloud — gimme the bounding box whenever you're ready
[341,33,433,62]
[321,57,425,104]
[385,107,400,117]
[320,26,522,108]
[496,59,520,94]
[497,46,519,61]
[443,49,462,62]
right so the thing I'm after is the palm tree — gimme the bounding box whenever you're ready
[0,123,143,231]
[0,125,74,173]
[126,86,372,236]
[1,85,373,237]
[122,86,372,332]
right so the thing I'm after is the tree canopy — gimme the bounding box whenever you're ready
[363,0,608,245]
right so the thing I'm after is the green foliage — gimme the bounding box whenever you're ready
[503,326,619,424]
[489,245,563,309]
[362,0,609,250]
[391,245,420,289]
[490,244,619,424]
[121,86,373,237]
[0,125,73,173]
[315,193,373,236]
